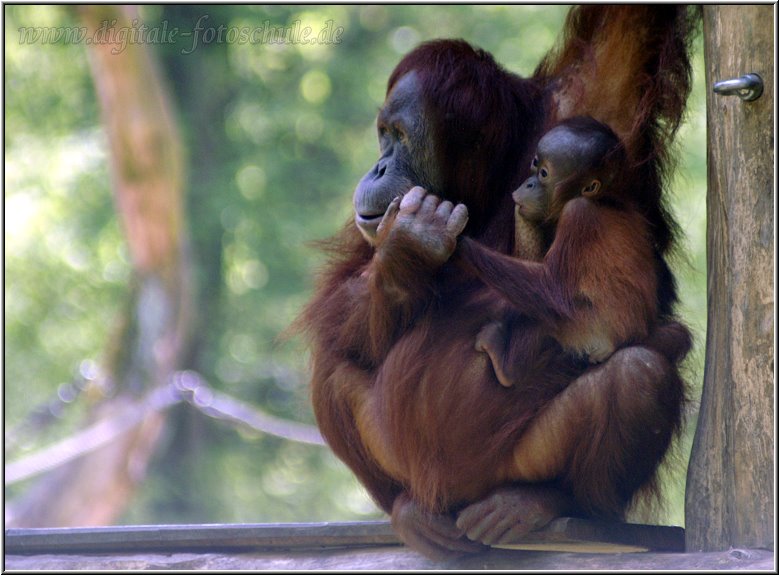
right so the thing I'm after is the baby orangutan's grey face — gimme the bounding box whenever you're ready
[513,126,605,220]
[512,176,548,221]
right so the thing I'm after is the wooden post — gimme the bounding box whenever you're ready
[685,5,774,552]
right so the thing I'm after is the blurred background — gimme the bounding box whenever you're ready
[4,5,707,528]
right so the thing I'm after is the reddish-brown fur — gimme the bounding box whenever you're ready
[296,5,698,548]
[471,118,670,382]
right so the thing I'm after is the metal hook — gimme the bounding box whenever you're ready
[713,73,764,102]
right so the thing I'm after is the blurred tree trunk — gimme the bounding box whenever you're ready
[8,5,193,527]
[147,5,240,520]
[685,5,774,552]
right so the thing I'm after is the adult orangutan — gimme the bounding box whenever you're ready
[297,6,698,560]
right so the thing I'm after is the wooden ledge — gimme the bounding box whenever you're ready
[6,517,682,555]
[4,520,775,571]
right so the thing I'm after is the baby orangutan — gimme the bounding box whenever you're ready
[475,116,662,387]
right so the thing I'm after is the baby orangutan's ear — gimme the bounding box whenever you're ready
[581,179,601,198]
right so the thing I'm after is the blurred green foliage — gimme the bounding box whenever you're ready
[4,5,706,526]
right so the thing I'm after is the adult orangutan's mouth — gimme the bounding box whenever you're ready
[354,213,384,237]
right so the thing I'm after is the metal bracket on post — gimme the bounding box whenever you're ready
[712,73,764,101]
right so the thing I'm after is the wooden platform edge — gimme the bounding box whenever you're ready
[3,546,775,571]
[5,518,684,555]
[4,521,399,554]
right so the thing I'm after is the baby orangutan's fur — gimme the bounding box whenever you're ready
[476,117,688,387]
[475,117,664,390]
